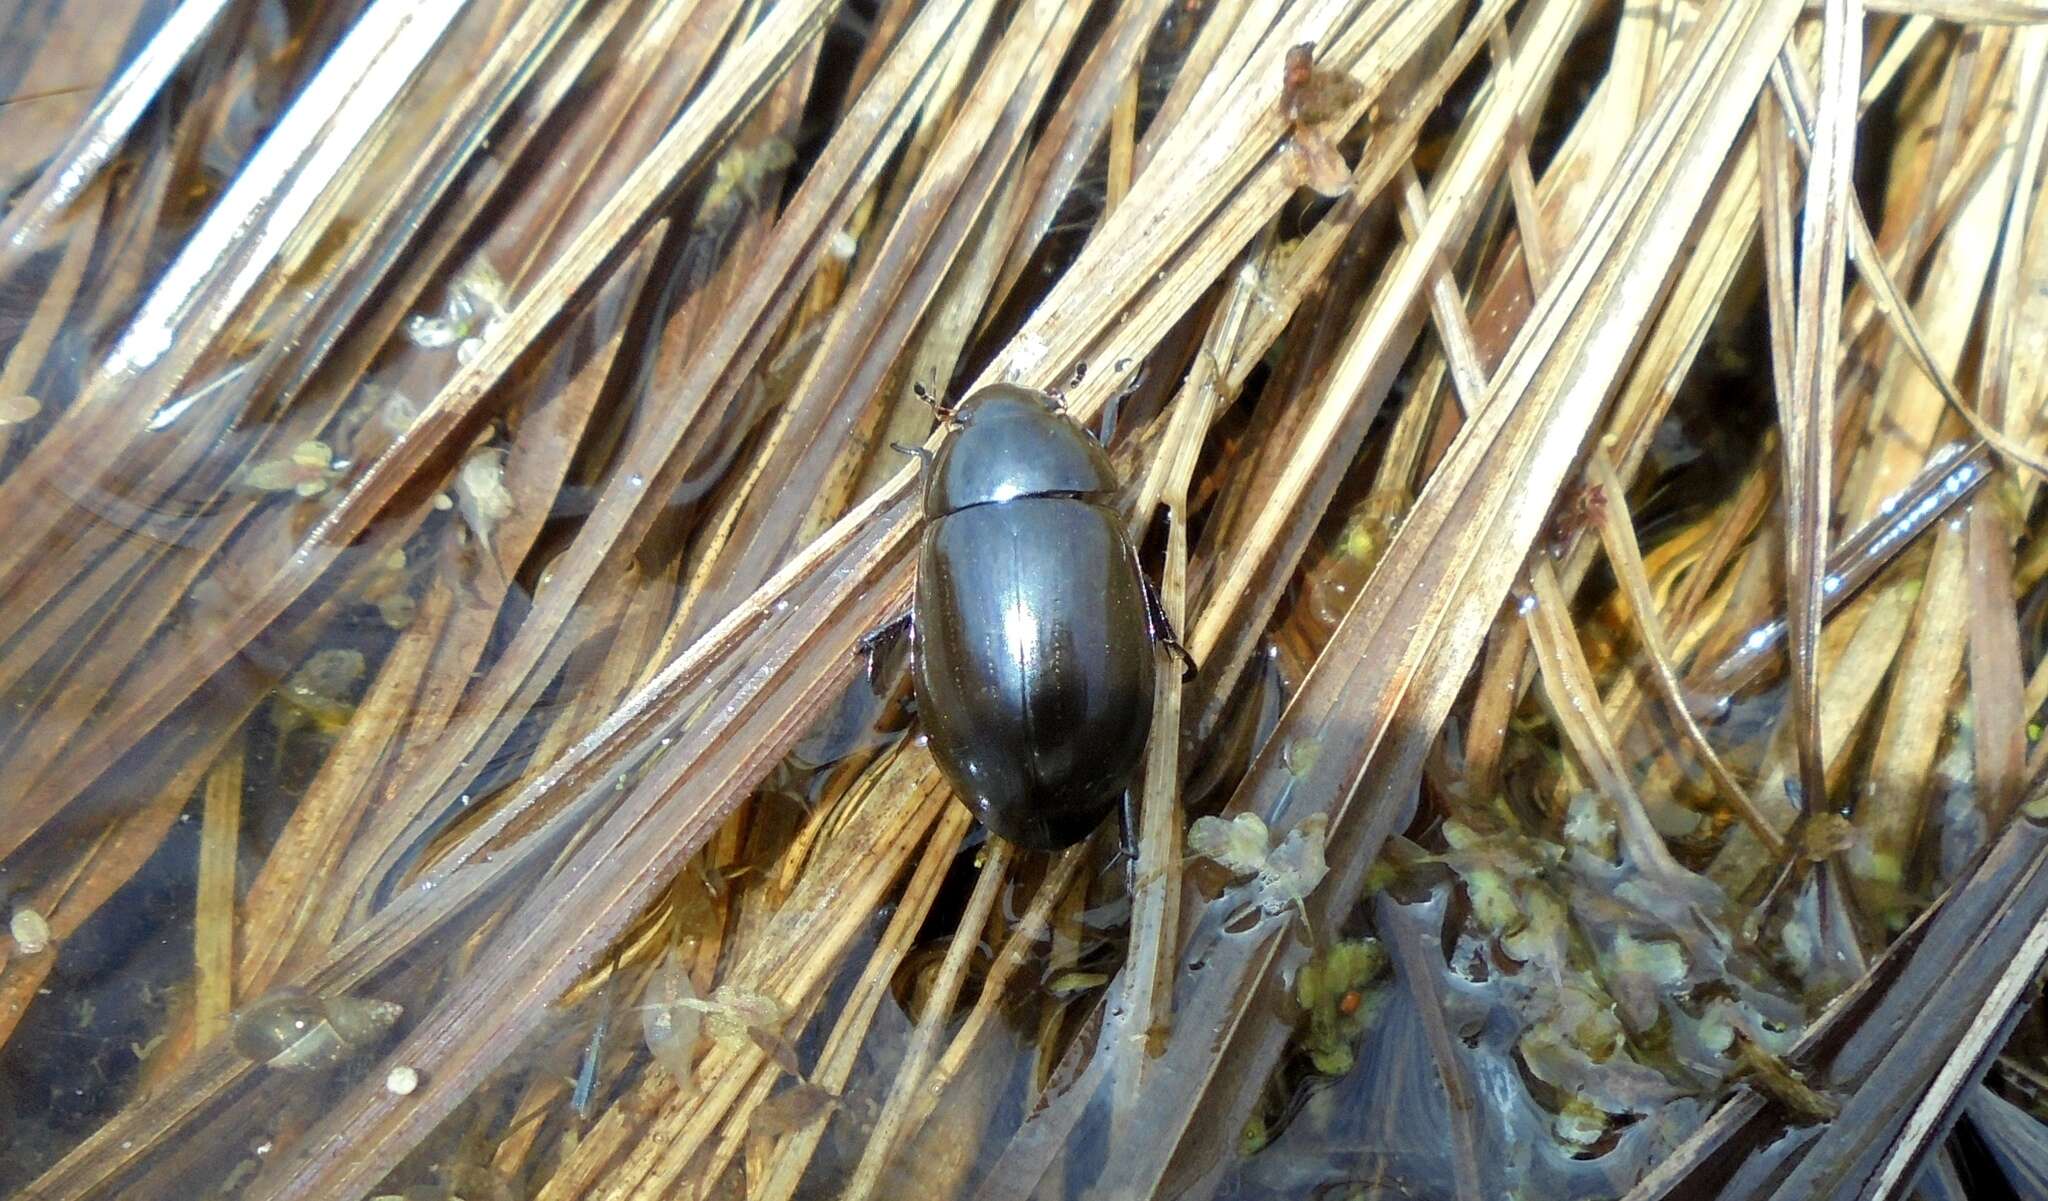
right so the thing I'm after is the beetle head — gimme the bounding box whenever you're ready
[922,384,1119,516]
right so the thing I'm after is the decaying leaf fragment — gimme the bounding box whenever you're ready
[1188,811,1332,929]
[1187,812,1272,876]
[455,446,515,560]
[404,258,509,365]
[358,548,416,629]
[750,1080,840,1137]
[272,648,367,737]
[639,948,703,1084]
[673,983,796,1074]
[1280,42,1362,196]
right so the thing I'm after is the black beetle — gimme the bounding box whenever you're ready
[881,381,1188,851]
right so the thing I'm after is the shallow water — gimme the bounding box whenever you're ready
[5,3,2048,1200]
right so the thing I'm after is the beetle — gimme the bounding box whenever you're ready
[876,379,1191,851]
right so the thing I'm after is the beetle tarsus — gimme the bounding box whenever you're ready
[890,440,933,469]
[1139,571,1199,680]
[1109,359,1145,403]
[1098,360,1146,443]
[857,610,914,686]
[1118,789,1140,894]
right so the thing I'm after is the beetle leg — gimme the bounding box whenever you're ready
[1139,570,1199,680]
[889,440,934,472]
[856,610,914,686]
[1097,358,1146,444]
[1118,789,1140,894]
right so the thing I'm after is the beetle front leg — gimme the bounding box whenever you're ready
[1118,788,1141,895]
[1139,571,1197,680]
[1096,358,1146,444]
[890,441,934,471]
[856,609,914,686]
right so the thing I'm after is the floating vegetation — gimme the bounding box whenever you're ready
[1294,937,1387,1075]
[240,440,344,498]
[1188,809,1332,930]
[271,647,369,739]
[402,260,510,366]
[7,908,50,957]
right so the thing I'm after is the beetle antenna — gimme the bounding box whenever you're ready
[913,381,957,422]
[1047,361,1090,414]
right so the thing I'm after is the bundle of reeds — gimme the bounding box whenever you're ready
[2,0,2046,1198]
